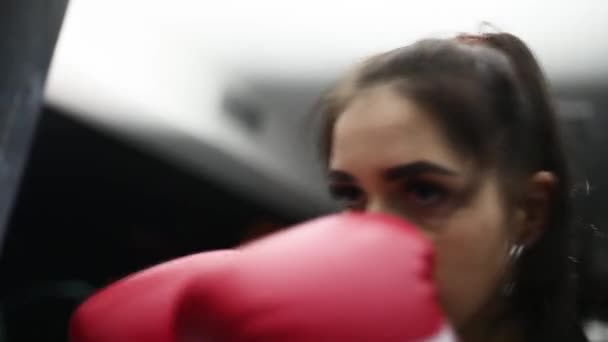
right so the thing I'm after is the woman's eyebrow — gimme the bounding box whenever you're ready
[328,161,458,183]
[327,170,356,183]
[383,161,459,181]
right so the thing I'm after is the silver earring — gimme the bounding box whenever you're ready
[503,244,525,297]
[508,244,525,263]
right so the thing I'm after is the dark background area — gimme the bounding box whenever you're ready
[557,86,608,323]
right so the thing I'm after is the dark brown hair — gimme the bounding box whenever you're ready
[317,33,586,341]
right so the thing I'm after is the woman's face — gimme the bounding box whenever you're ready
[328,84,516,328]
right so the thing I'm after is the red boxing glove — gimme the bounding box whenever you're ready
[69,250,237,342]
[70,213,455,342]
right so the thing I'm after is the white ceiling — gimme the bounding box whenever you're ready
[55,1,608,78]
[49,0,608,83]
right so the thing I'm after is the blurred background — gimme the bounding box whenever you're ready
[1,0,608,341]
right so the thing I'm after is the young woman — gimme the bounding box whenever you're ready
[317,32,588,341]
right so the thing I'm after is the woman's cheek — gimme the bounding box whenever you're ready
[431,219,508,328]
[433,234,479,327]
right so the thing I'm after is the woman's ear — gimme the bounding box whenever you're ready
[515,171,557,245]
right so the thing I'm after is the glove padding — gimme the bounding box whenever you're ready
[71,213,453,342]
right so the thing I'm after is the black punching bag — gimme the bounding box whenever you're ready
[0,0,68,254]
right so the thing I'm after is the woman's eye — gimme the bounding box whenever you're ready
[403,181,447,207]
[329,185,365,210]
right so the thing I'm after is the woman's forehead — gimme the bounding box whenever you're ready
[329,86,467,174]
